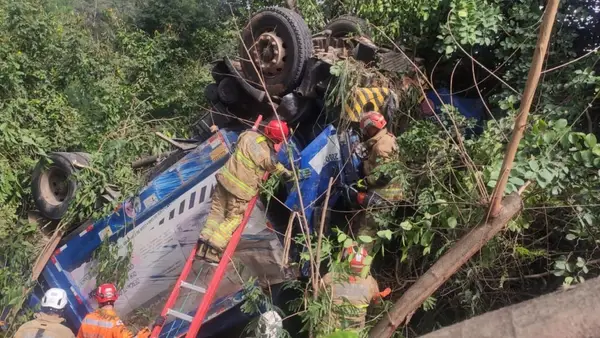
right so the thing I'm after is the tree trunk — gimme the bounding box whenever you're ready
[421,276,600,338]
[368,193,523,338]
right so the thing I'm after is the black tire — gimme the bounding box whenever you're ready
[211,62,229,83]
[217,77,241,105]
[31,152,90,220]
[239,7,312,96]
[204,83,219,103]
[325,15,371,38]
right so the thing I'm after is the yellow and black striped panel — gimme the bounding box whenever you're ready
[343,87,391,121]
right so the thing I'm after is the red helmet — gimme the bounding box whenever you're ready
[343,245,369,273]
[264,120,290,144]
[93,283,118,304]
[360,111,387,132]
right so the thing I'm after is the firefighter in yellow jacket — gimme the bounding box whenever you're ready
[320,246,390,334]
[198,120,292,263]
[14,288,76,338]
[355,111,403,251]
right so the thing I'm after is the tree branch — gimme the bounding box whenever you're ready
[368,193,523,337]
[489,0,560,216]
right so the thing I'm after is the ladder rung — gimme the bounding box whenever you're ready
[166,309,194,322]
[180,281,206,293]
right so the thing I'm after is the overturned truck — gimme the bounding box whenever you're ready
[22,7,426,338]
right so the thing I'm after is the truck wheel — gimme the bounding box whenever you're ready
[211,62,229,83]
[217,77,241,105]
[31,152,90,220]
[204,83,219,103]
[325,15,371,38]
[239,7,312,96]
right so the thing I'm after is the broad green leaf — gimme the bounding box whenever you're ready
[377,230,393,240]
[555,119,568,129]
[581,150,593,163]
[508,176,525,186]
[568,133,578,144]
[565,233,577,241]
[358,235,373,243]
[585,134,597,148]
[400,220,413,231]
[421,231,434,246]
[593,144,600,156]
[542,131,554,143]
[447,217,457,229]
[528,160,539,171]
[337,232,347,243]
[423,246,431,255]
[561,134,571,148]
[343,238,353,248]
[538,169,553,182]
[457,9,468,17]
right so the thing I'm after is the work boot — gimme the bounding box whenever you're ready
[196,239,222,265]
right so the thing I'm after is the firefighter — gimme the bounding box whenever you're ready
[354,111,403,251]
[198,120,293,263]
[14,288,76,338]
[77,283,150,338]
[320,246,391,333]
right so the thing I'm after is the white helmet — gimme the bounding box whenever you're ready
[41,288,68,310]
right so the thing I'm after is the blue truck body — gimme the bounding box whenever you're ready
[29,125,360,337]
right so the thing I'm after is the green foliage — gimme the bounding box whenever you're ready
[240,277,271,315]
[0,0,210,329]
[91,235,133,290]
[0,220,38,308]
[322,331,360,338]
[437,0,501,55]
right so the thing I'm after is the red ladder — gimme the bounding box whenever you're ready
[150,116,266,338]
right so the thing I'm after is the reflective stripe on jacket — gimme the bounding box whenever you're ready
[14,313,76,338]
[218,130,287,200]
[363,128,403,201]
[76,309,134,338]
[321,272,380,330]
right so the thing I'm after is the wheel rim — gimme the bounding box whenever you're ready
[252,31,287,77]
[40,167,70,206]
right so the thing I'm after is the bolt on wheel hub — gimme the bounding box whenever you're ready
[253,31,286,76]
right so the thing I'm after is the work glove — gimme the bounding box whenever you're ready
[282,168,293,179]
[297,168,311,180]
[285,168,312,182]
[356,179,368,191]
[373,287,392,304]
[379,287,391,298]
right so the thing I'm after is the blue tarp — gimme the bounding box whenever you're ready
[425,88,486,136]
